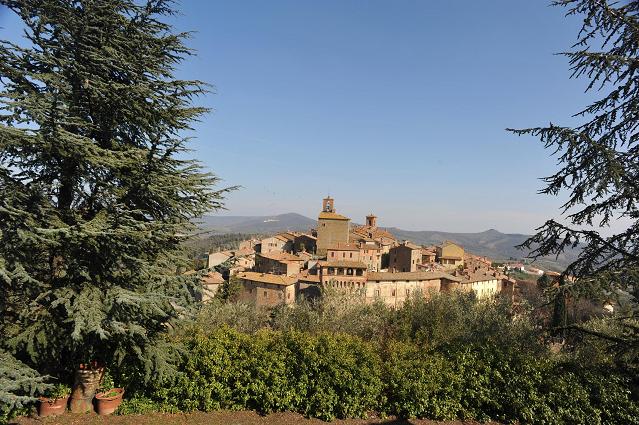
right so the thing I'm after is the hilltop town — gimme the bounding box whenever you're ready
[200,197,519,307]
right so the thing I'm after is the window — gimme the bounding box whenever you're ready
[406,288,410,296]
[264,291,268,297]
[374,289,380,297]
[349,252,353,258]
[392,289,396,296]
[287,292,291,299]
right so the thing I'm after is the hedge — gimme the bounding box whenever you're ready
[128,327,638,424]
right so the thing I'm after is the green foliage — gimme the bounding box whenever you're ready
[537,273,552,290]
[116,396,178,415]
[44,383,71,399]
[188,299,270,334]
[216,275,242,303]
[117,293,639,424]
[0,350,50,422]
[145,327,382,421]
[270,289,390,342]
[508,0,639,361]
[99,371,115,392]
[0,0,234,389]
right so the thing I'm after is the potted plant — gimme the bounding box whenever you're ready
[38,383,71,417]
[94,371,124,415]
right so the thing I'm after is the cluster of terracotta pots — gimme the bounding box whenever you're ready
[37,362,124,417]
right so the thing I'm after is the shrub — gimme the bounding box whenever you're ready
[383,341,464,420]
[145,327,382,421]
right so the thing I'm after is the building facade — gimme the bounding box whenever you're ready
[237,272,297,308]
[389,241,422,272]
[316,197,350,255]
[436,241,465,269]
[254,252,305,276]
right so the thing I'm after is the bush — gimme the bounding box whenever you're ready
[384,341,464,420]
[145,327,382,421]
[118,293,638,424]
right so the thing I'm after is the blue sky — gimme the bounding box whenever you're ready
[0,1,600,233]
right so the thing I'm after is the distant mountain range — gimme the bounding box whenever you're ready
[198,213,577,270]
[197,213,317,235]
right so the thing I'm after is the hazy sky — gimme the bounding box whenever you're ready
[0,1,605,233]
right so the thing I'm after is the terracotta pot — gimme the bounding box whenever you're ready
[37,396,69,417]
[95,388,124,415]
[69,362,105,413]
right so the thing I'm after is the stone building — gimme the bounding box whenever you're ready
[326,242,361,262]
[316,197,350,255]
[293,233,317,254]
[421,247,437,264]
[254,252,305,276]
[201,271,225,302]
[317,260,368,287]
[260,234,291,254]
[239,238,260,252]
[237,271,297,308]
[436,241,465,269]
[359,240,383,271]
[365,271,461,307]
[207,250,232,269]
[389,241,422,272]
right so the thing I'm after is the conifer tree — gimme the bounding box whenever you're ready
[0,0,232,384]
[509,0,638,355]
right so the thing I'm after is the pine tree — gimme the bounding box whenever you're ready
[0,350,49,421]
[509,0,638,357]
[0,0,233,385]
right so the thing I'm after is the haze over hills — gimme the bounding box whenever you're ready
[199,213,577,270]
[197,213,317,234]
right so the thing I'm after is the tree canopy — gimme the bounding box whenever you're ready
[509,0,639,364]
[0,0,233,388]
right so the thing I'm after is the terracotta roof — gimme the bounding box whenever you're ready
[208,250,233,258]
[395,241,421,250]
[458,272,499,284]
[258,252,305,262]
[318,260,368,269]
[202,271,224,285]
[351,226,396,241]
[318,211,350,221]
[276,232,297,242]
[232,248,256,257]
[295,271,321,283]
[295,233,317,240]
[367,271,462,282]
[238,272,297,286]
[327,242,360,251]
[441,241,463,249]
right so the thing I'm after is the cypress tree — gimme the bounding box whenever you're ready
[0,0,233,384]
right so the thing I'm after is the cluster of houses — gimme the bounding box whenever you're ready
[201,197,516,308]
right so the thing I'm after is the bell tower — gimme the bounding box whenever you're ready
[322,196,334,213]
[366,214,377,228]
[317,196,350,255]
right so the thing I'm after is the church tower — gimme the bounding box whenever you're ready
[366,214,377,228]
[316,196,350,256]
